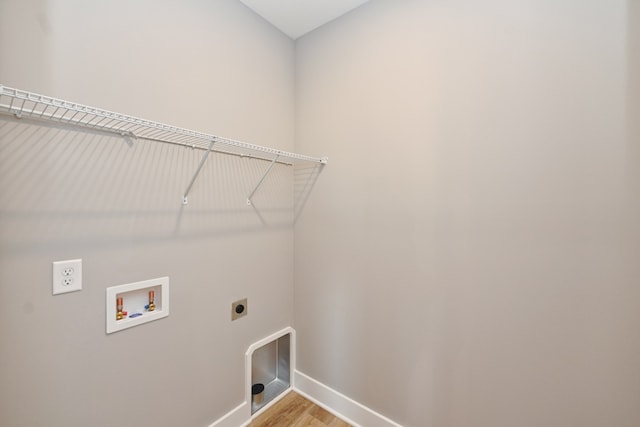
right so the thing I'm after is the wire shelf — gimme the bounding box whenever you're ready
[0,85,327,205]
[0,85,327,164]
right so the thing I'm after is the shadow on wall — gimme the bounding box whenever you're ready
[0,116,322,255]
[294,162,325,223]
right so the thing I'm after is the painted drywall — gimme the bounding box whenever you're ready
[0,0,297,426]
[294,1,640,426]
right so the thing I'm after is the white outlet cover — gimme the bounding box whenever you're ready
[52,259,82,295]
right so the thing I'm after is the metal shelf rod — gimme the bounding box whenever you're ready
[247,155,279,206]
[182,140,215,205]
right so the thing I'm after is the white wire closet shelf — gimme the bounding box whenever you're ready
[0,85,327,205]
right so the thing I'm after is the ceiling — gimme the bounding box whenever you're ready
[238,0,371,39]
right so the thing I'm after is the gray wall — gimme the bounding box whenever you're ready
[3,1,639,426]
[294,1,640,426]
[0,0,296,426]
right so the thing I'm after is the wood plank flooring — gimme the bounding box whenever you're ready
[248,391,351,427]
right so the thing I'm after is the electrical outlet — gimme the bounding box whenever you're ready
[52,259,82,295]
[231,298,248,321]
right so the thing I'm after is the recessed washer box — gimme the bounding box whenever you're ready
[246,327,294,416]
[106,277,169,334]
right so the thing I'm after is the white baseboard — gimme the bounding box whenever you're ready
[207,371,403,427]
[293,370,403,427]
[207,329,401,427]
[207,401,250,427]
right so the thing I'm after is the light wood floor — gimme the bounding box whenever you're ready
[248,391,351,427]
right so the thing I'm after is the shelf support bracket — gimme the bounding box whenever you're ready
[182,139,215,205]
[247,155,279,206]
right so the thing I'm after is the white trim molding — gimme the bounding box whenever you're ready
[293,370,403,427]
[207,401,249,427]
